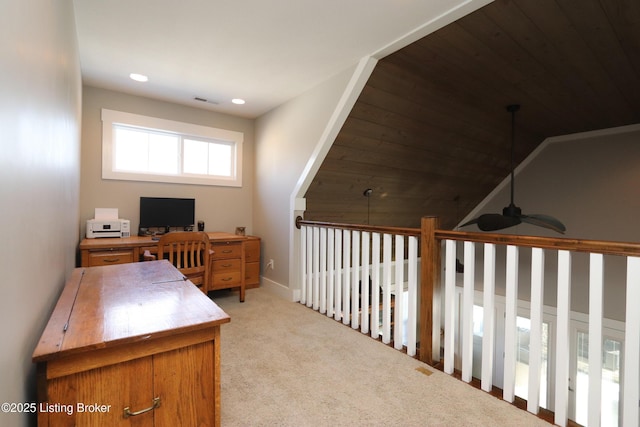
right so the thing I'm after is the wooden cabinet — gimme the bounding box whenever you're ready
[41,341,215,426]
[244,236,261,289]
[32,261,230,426]
[79,233,262,298]
[210,240,244,301]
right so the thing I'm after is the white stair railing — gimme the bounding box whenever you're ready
[298,222,420,356]
[296,217,640,427]
[437,231,640,427]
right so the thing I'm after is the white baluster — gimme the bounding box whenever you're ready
[300,225,307,305]
[555,250,572,427]
[319,227,327,314]
[394,235,405,350]
[444,239,456,375]
[623,256,640,427]
[352,230,361,329]
[588,253,604,427]
[343,229,351,325]
[312,226,320,310]
[528,247,544,413]
[503,245,519,403]
[327,228,335,318]
[306,226,313,308]
[406,235,418,357]
[481,243,496,392]
[461,241,475,383]
[371,233,381,339]
[382,233,392,344]
[334,230,342,321]
[361,232,371,334]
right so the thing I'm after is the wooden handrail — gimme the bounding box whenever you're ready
[297,217,640,257]
[435,230,640,257]
[296,216,420,236]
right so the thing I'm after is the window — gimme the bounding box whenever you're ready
[574,331,621,427]
[102,109,243,187]
[472,306,549,408]
[513,316,549,408]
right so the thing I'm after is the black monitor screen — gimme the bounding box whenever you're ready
[139,197,195,228]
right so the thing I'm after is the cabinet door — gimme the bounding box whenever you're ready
[244,239,260,263]
[45,357,153,426]
[245,262,260,288]
[153,340,216,427]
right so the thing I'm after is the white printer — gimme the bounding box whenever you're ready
[86,208,131,238]
[86,218,131,238]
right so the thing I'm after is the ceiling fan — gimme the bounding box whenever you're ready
[460,104,566,234]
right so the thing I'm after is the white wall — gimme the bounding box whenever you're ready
[460,125,640,321]
[253,62,375,298]
[0,1,82,426]
[80,86,255,236]
[466,125,640,242]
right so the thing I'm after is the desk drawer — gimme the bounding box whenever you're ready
[211,242,242,259]
[211,271,242,288]
[212,259,241,272]
[88,250,134,266]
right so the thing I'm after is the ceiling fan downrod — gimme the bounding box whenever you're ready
[506,104,519,210]
[459,103,566,234]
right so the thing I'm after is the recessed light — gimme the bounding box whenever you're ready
[232,98,245,105]
[129,73,148,82]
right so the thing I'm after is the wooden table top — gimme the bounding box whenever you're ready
[32,260,230,362]
[79,231,247,250]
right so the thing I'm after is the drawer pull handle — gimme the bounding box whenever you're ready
[222,263,232,267]
[103,258,120,263]
[222,250,233,254]
[123,397,161,418]
[222,277,233,282]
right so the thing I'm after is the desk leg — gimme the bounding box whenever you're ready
[213,327,221,427]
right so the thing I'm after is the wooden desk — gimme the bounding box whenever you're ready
[79,232,261,297]
[32,260,230,426]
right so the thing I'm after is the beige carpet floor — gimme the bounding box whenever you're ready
[213,288,550,426]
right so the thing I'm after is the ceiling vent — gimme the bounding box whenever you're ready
[193,96,219,105]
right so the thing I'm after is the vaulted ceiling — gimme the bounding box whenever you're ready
[304,0,640,230]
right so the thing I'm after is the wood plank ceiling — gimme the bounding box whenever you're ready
[304,0,640,230]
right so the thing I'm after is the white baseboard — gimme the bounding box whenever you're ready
[260,276,299,302]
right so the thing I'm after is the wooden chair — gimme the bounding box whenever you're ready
[143,231,212,293]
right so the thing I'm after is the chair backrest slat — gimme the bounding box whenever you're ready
[156,231,210,288]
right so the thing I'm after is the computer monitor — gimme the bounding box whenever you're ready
[139,197,195,229]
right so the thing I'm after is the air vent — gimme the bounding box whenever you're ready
[193,96,219,105]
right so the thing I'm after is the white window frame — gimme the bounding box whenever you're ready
[101,109,243,187]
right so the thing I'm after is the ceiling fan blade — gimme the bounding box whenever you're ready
[460,217,480,228]
[476,213,521,231]
[521,214,566,234]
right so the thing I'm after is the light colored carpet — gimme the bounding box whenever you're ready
[213,288,550,426]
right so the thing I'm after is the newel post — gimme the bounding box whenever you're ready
[419,216,440,365]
